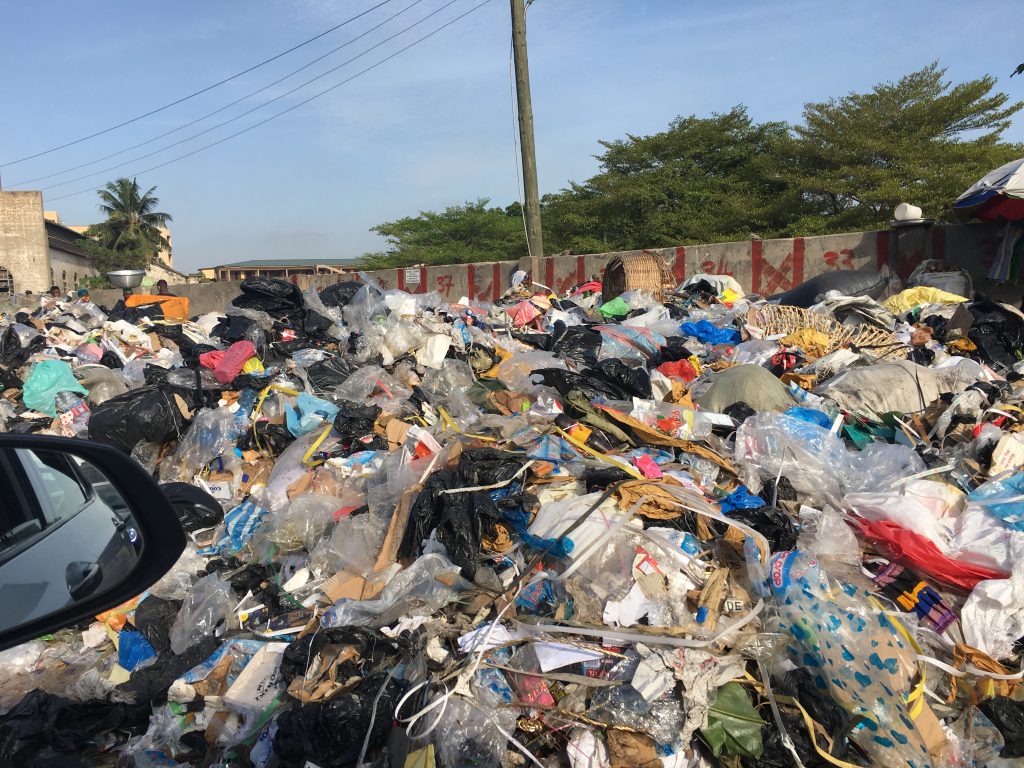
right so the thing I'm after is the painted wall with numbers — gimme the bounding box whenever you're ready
[305,221,1010,302]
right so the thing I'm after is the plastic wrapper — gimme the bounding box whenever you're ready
[765,549,931,767]
[320,553,467,628]
[268,494,340,552]
[168,572,235,655]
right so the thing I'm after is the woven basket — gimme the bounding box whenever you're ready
[746,304,908,361]
[603,251,674,302]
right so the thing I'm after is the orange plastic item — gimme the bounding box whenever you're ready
[96,593,145,630]
[125,294,190,322]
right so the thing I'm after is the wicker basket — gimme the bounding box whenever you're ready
[746,304,908,361]
[602,251,674,302]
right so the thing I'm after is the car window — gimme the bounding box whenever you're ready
[0,451,41,552]
[17,449,89,525]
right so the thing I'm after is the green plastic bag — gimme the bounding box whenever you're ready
[701,682,764,758]
[598,296,630,318]
[23,359,88,417]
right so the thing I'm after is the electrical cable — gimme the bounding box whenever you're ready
[45,0,495,203]
[0,0,397,167]
[8,0,430,188]
[34,0,466,193]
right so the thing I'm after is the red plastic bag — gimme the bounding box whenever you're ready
[657,359,698,382]
[854,518,1008,591]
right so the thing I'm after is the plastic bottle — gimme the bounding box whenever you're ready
[55,390,90,436]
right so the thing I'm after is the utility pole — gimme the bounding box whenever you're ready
[510,0,543,285]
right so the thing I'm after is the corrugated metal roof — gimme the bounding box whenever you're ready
[205,258,357,269]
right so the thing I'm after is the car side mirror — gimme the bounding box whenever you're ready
[0,434,185,652]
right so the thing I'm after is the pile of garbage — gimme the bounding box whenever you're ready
[4,264,1024,767]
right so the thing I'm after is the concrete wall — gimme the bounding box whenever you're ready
[48,247,97,292]
[86,221,1019,317]
[0,191,51,293]
[90,281,243,316]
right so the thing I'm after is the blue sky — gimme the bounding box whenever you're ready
[2,0,1022,271]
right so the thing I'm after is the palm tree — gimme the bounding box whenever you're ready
[94,177,172,255]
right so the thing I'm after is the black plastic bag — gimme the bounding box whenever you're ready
[980,697,1024,757]
[238,421,295,457]
[160,481,225,532]
[319,281,363,308]
[536,368,631,403]
[106,300,165,324]
[658,336,695,363]
[306,357,358,393]
[274,673,407,767]
[399,449,523,578]
[116,635,218,706]
[552,327,603,367]
[0,325,44,367]
[968,300,1024,370]
[592,358,653,399]
[279,627,404,687]
[722,507,798,552]
[332,401,381,446]
[0,689,151,764]
[775,269,888,307]
[211,313,258,344]
[232,276,303,316]
[87,386,184,453]
[133,596,183,655]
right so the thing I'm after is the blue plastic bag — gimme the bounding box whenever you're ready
[969,472,1024,531]
[720,485,766,513]
[286,392,340,437]
[118,629,157,672]
[680,320,740,346]
[784,406,832,429]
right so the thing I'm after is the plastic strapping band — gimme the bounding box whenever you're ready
[437,405,498,442]
[302,424,334,467]
[554,426,643,479]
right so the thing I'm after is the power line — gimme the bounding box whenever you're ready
[0,0,396,168]
[47,0,494,204]
[9,0,430,188]
[33,0,464,193]
[9,0,431,189]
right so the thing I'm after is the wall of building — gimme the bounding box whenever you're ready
[90,280,243,316]
[0,191,51,293]
[48,248,98,292]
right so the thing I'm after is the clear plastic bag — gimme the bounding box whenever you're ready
[342,285,386,334]
[77,364,128,407]
[160,407,248,483]
[309,510,389,578]
[148,545,206,601]
[168,572,235,654]
[434,695,518,768]
[333,365,411,407]
[496,350,566,391]
[267,494,340,552]
[419,359,478,420]
[320,553,467,628]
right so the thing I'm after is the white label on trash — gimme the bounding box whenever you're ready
[404,267,420,285]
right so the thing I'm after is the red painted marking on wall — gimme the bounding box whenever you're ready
[418,268,427,294]
[673,246,686,284]
[492,263,501,301]
[751,240,764,294]
[466,264,476,300]
[397,268,405,292]
[544,258,554,291]
[793,238,805,284]
[875,230,890,269]
[576,255,585,285]
[823,247,855,271]
[932,227,946,262]
[435,273,455,296]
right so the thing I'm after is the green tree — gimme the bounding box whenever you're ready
[358,199,526,268]
[81,177,172,272]
[542,107,795,253]
[787,63,1024,233]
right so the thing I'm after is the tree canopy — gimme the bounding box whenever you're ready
[361,63,1023,267]
[81,178,171,273]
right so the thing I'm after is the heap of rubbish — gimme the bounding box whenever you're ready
[2,262,1024,768]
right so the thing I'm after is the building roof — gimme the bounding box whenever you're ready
[45,220,88,257]
[205,258,358,270]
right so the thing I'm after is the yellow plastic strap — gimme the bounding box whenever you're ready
[555,427,643,479]
[438,406,498,442]
[302,424,334,467]
[251,384,300,442]
[773,695,871,768]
